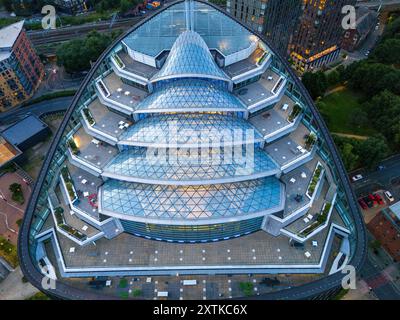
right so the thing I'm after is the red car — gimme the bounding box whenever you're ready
[358,199,368,210]
[368,194,378,206]
[374,193,384,205]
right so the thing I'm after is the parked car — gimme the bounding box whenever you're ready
[368,194,378,206]
[374,193,384,205]
[384,191,395,202]
[363,196,373,208]
[358,199,368,210]
[377,165,385,171]
[352,174,363,182]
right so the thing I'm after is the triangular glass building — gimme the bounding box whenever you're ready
[20,0,365,299]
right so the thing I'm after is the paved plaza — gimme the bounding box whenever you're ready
[40,207,348,271]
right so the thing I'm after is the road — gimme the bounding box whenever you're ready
[0,96,72,128]
[344,17,384,65]
[361,254,400,299]
[351,154,400,200]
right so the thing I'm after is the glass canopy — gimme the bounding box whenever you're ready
[151,30,229,82]
[118,113,263,147]
[100,177,282,220]
[134,78,246,113]
[122,0,257,58]
[103,146,279,183]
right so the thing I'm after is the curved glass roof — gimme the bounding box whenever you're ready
[100,177,282,220]
[122,1,256,58]
[134,78,246,113]
[151,30,229,82]
[118,114,263,147]
[102,147,278,184]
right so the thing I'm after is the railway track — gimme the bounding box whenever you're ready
[27,17,143,46]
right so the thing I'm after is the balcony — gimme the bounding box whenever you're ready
[110,51,158,85]
[59,162,105,223]
[67,127,118,175]
[264,123,316,173]
[280,184,338,243]
[249,95,302,143]
[234,69,287,113]
[261,156,332,233]
[223,47,272,83]
[95,72,147,115]
[81,99,133,145]
[48,189,103,245]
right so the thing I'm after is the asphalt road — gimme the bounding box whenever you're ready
[361,253,400,300]
[351,154,400,200]
[0,96,72,128]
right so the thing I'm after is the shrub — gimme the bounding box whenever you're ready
[9,183,24,205]
[239,282,254,297]
[132,289,142,297]
[68,138,80,155]
[288,104,302,122]
[83,108,96,126]
[119,278,128,288]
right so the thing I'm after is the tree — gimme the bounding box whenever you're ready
[372,39,400,65]
[349,62,394,97]
[9,182,24,204]
[57,31,113,74]
[382,15,400,41]
[366,90,400,144]
[120,0,132,13]
[349,108,368,129]
[340,142,360,171]
[333,135,360,171]
[326,69,340,87]
[302,71,328,100]
[0,0,13,11]
[357,135,389,170]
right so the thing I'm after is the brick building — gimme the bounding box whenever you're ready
[0,21,44,111]
[367,203,400,262]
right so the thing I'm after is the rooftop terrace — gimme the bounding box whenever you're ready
[249,95,298,140]
[223,47,268,78]
[98,72,147,112]
[50,208,346,270]
[264,123,313,169]
[116,51,158,79]
[281,157,321,218]
[64,162,104,221]
[72,127,118,169]
[234,69,284,108]
[86,99,132,140]
[54,186,101,239]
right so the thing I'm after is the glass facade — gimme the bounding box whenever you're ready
[134,78,245,113]
[100,177,282,220]
[120,216,264,242]
[21,1,363,292]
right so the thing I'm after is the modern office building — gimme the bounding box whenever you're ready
[0,21,44,111]
[227,0,357,73]
[19,0,365,299]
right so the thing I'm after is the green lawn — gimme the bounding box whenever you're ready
[0,236,19,268]
[317,88,376,136]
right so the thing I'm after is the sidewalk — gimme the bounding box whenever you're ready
[0,266,39,300]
